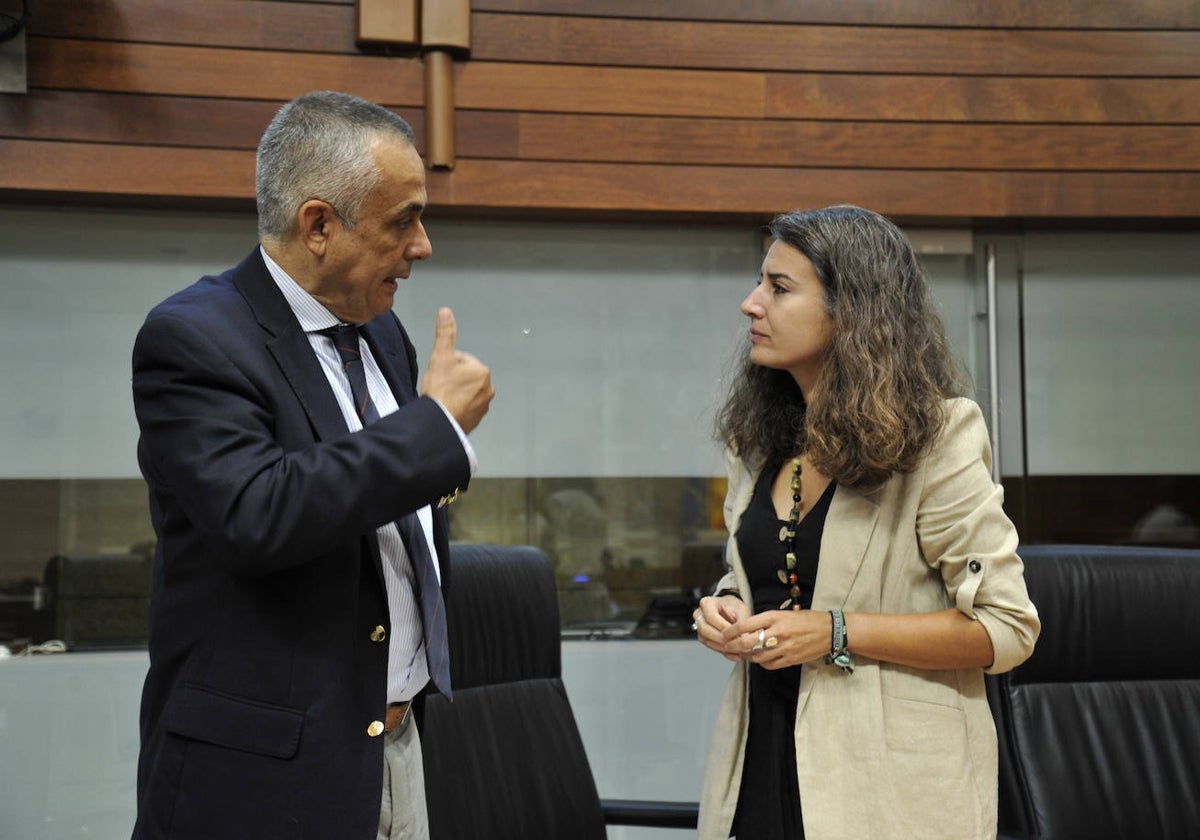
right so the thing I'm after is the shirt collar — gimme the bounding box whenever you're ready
[259,245,342,333]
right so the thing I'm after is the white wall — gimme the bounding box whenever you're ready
[0,646,728,840]
[393,220,753,478]
[0,208,258,479]
[1,209,1007,481]
[1021,232,1200,474]
[0,210,754,480]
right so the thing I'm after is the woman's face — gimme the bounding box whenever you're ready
[740,240,836,391]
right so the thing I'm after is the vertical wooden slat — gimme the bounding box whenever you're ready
[422,0,471,53]
[356,0,418,47]
[421,0,470,170]
[424,50,455,169]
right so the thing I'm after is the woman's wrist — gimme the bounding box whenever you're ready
[825,608,855,674]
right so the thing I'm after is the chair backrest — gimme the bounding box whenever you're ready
[422,543,607,840]
[43,553,152,648]
[988,544,1200,840]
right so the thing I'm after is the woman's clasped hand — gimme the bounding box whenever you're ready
[694,600,832,668]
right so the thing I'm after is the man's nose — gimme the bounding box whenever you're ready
[409,223,433,260]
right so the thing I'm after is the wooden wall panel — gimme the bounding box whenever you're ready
[5,139,1195,219]
[26,38,424,104]
[455,62,766,118]
[425,160,1200,219]
[0,0,1197,221]
[470,14,1200,76]
[0,140,256,199]
[29,0,359,53]
[515,115,1200,172]
[765,74,1200,124]
[0,92,287,148]
[472,0,1200,30]
[0,90,520,157]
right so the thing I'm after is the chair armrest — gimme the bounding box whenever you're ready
[601,798,700,829]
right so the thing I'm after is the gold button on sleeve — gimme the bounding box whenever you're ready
[370,625,387,643]
[367,720,385,737]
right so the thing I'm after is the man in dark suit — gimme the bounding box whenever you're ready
[131,90,494,840]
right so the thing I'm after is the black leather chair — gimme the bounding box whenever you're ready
[42,552,152,648]
[422,543,699,839]
[987,544,1200,840]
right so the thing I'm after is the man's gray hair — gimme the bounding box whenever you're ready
[256,91,417,242]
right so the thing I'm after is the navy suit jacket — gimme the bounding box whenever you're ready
[130,248,470,839]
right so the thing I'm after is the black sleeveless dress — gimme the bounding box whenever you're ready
[730,461,836,840]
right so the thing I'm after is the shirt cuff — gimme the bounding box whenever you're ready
[430,397,478,475]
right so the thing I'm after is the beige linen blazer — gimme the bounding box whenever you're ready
[697,398,1040,840]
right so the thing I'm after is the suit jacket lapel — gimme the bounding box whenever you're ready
[230,249,389,595]
[268,332,353,443]
[813,485,881,610]
[361,317,417,404]
[231,248,349,445]
[732,463,880,612]
[796,483,881,719]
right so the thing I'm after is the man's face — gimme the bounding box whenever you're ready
[313,138,433,324]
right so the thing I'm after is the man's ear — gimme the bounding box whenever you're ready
[296,199,338,257]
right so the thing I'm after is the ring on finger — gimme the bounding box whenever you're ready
[765,635,778,649]
[751,627,765,651]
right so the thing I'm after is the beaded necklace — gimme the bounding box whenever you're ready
[777,456,804,610]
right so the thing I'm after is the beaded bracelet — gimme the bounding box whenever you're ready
[825,608,855,674]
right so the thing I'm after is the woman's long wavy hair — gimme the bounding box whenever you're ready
[716,205,967,490]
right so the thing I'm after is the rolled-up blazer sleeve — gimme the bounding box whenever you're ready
[917,398,1040,674]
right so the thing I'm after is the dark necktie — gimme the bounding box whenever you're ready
[324,323,380,425]
[322,323,452,698]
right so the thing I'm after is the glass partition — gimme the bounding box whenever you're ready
[3,208,1195,652]
[1014,231,1200,547]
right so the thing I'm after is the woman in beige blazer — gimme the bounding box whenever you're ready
[693,205,1039,840]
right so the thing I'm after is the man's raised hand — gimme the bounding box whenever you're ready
[421,307,494,433]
